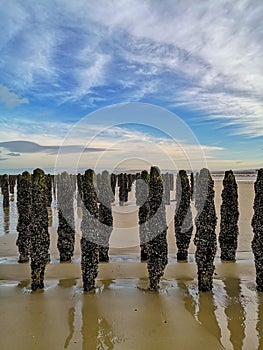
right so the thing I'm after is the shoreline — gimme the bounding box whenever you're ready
[0,257,256,282]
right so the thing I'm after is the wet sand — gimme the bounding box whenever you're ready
[1,180,262,349]
[0,264,262,350]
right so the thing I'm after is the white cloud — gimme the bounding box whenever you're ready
[0,85,28,107]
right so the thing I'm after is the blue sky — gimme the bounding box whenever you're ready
[0,0,262,172]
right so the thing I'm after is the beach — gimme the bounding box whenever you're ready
[0,179,262,349]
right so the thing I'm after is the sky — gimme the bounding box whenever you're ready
[0,0,262,173]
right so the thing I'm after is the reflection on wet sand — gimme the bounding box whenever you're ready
[3,207,10,234]
[177,281,196,317]
[178,281,222,347]
[59,279,78,348]
[257,293,263,350]
[17,279,30,289]
[198,291,222,346]
[58,278,77,288]
[64,307,75,349]
[223,278,245,350]
[81,291,114,350]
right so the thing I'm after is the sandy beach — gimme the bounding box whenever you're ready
[0,180,262,349]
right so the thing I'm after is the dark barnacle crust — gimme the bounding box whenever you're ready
[174,170,193,261]
[146,166,168,291]
[136,170,150,261]
[251,168,263,292]
[30,168,50,291]
[118,173,128,205]
[98,170,114,262]
[57,172,75,263]
[80,169,99,291]
[194,168,217,292]
[16,171,32,263]
[1,174,9,208]
[219,170,239,261]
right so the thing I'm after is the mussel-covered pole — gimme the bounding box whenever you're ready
[162,172,170,205]
[30,168,50,291]
[71,174,77,205]
[1,174,9,208]
[9,175,17,195]
[136,170,150,261]
[16,171,32,263]
[194,172,199,203]
[194,168,217,292]
[57,172,75,262]
[98,170,114,262]
[124,173,128,202]
[77,173,83,207]
[110,173,117,196]
[219,170,239,261]
[190,172,194,201]
[174,170,193,261]
[97,173,102,198]
[71,174,77,192]
[80,169,99,291]
[45,174,53,207]
[169,173,174,191]
[51,174,56,200]
[251,168,263,292]
[118,173,128,205]
[147,166,168,290]
[127,173,133,193]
